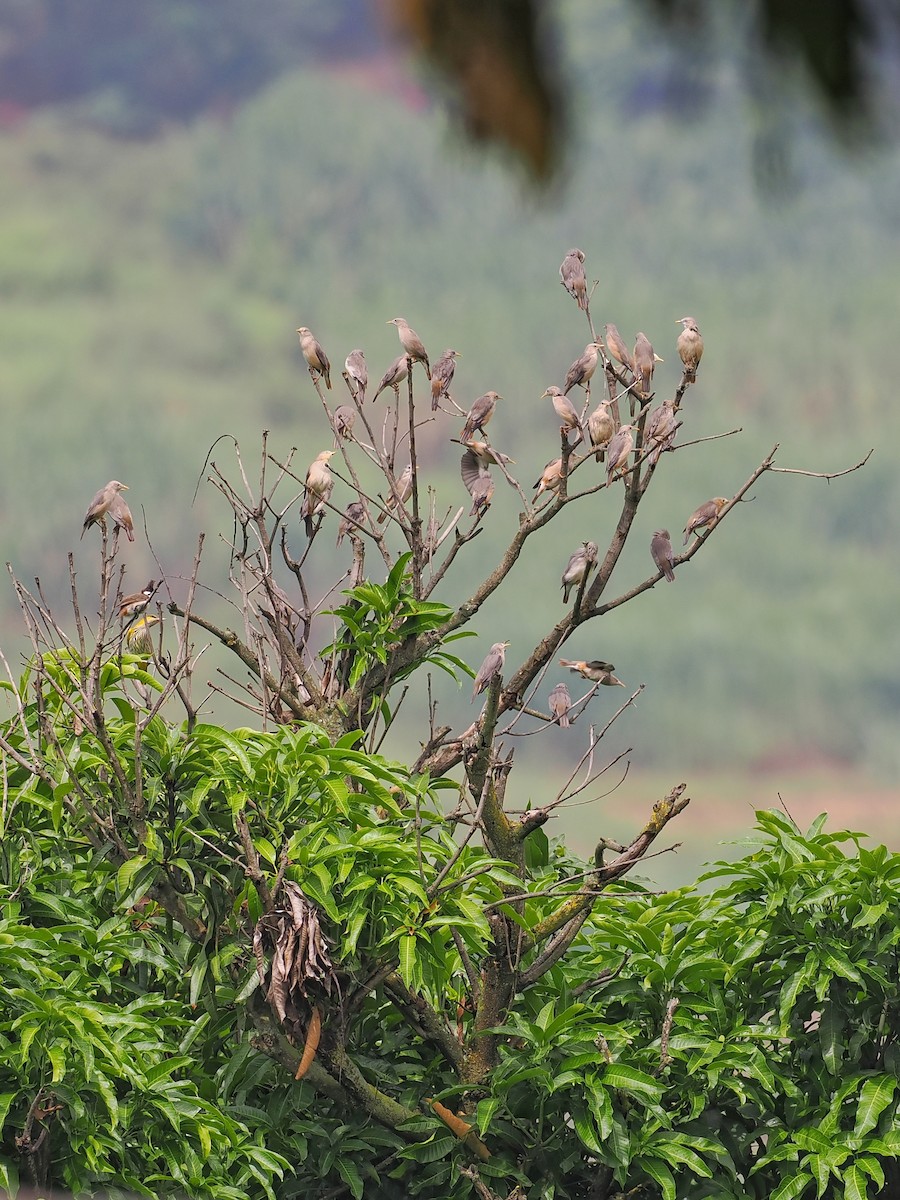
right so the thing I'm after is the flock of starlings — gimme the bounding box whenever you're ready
[81,248,724,726]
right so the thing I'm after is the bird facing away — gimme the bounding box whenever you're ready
[605,424,635,487]
[559,248,588,311]
[461,391,500,441]
[373,354,409,401]
[633,332,656,399]
[119,580,156,618]
[378,463,413,524]
[333,405,356,443]
[301,450,336,537]
[126,614,161,656]
[336,499,367,547]
[676,317,704,381]
[650,530,676,582]
[644,398,677,466]
[344,349,367,403]
[468,471,495,519]
[588,400,615,461]
[296,326,331,389]
[542,386,582,439]
[388,317,430,378]
[430,348,461,411]
[472,641,510,700]
[533,457,564,498]
[604,324,634,374]
[81,480,128,539]
[561,541,599,603]
[548,682,572,727]
[683,497,728,545]
[559,658,624,687]
[564,341,602,395]
[108,494,135,543]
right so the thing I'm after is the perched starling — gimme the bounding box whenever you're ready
[605,424,635,487]
[301,450,336,537]
[472,641,510,700]
[81,480,128,539]
[633,332,656,400]
[559,658,624,687]
[373,354,409,401]
[119,580,156,618]
[559,248,588,311]
[461,440,515,468]
[344,349,368,402]
[676,317,704,382]
[388,317,430,378]
[548,682,572,727]
[296,326,331,389]
[430,348,461,411]
[126,614,160,656]
[108,494,135,543]
[542,386,582,439]
[683,497,728,545]
[644,398,677,466]
[336,500,366,547]
[378,463,414,524]
[604,324,634,374]
[564,341,602,395]
[587,400,615,461]
[533,457,564,498]
[333,405,356,443]
[561,541,599,603]
[468,471,495,518]
[650,530,676,582]
[461,391,500,441]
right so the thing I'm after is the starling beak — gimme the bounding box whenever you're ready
[633,332,656,400]
[336,499,367,547]
[296,326,332,389]
[472,641,510,700]
[333,405,356,443]
[301,450,336,538]
[548,682,572,727]
[676,317,704,382]
[378,463,413,524]
[650,530,676,582]
[126,614,161,655]
[461,392,500,441]
[430,348,461,411]
[587,400,615,461]
[541,386,582,439]
[373,354,409,401]
[605,424,635,487]
[559,658,624,686]
[560,541,599,603]
[81,480,128,538]
[604,324,634,374]
[344,349,368,403]
[388,317,430,378]
[559,248,589,311]
[683,497,728,545]
[563,341,602,395]
[108,494,135,543]
[119,580,157,618]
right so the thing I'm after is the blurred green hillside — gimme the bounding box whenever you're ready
[0,0,898,798]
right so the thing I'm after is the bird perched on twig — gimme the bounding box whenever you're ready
[683,497,728,545]
[333,405,356,443]
[388,317,430,378]
[378,463,413,524]
[564,341,603,396]
[461,391,500,441]
[108,493,135,543]
[460,440,515,469]
[119,580,156,617]
[644,397,677,466]
[81,480,129,539]
[603,324,634,374]
[542,386,582,441]
[561,541,598,603]
[633,332,657,400]
[373,354,409,401]
[336,500,366,547]
[472,641,510,700]
[605,424,635,487]
[533,457,564,499]
[587,400,615,462]
[126,614,161,656]
[559,658,624,687]
[344,349,367,403]
[548,682,572,727]
[430,348,461,410]
[559,248,588,311]
[650,530,676,582]
[676,317,704,382]
[301,450,336,537]
[296,326,331,389]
